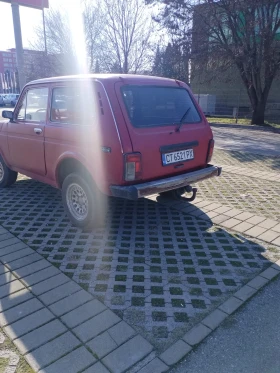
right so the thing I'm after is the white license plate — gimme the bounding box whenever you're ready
[162,149,194,165]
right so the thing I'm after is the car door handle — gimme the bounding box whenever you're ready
[34,128,42,135]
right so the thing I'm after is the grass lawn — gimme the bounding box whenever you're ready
[207,116,280,130]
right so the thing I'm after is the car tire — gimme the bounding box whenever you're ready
[62,173,106,229]
[0,156,18,188]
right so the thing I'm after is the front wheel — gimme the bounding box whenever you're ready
[0,156,18,188]
[62,173,106,229]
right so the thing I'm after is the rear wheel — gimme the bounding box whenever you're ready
[62,173,106,229]
[0,156,18,188]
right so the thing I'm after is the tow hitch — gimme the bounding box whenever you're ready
[159,185,198,201]
[183,185,197,202]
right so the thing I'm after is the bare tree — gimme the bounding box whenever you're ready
[98,0,155,73]
[30,0,156,78]
[29,8,78,79]
[148,0,280,125]
[83,0,104,72]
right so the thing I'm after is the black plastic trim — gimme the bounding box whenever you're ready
[160,141,199,153]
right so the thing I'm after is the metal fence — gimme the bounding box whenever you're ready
[192,80,280,124]
[0,72,19,94]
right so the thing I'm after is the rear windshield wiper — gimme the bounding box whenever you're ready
[176,107,191,132]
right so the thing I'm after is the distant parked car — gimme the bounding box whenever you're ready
[0,95,5,106]
[3,94,20,107]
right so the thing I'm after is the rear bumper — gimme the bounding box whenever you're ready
[110,164,222,200]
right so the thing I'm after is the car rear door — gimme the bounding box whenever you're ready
[7,86,48,176]
[115,81,213,181]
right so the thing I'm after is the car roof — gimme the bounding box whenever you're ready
[28,73,183,86]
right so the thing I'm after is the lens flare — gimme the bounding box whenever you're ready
[60,0,108,228]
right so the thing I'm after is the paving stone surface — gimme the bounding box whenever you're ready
[87,331,118,359]
[0,272,17,286]
[38,346,96,373]
[107,321,135,345]
[194,150,280,222]
[0,289,33,312]
[25,331,81,371]
[0,175,274,350]
[4,308,54,340]
[212,149,280,173]
[28,273,70,295]
[102,335,153,373]
[201,309,228,330]
[61,298,106,328]
[0,298,44,327]
[234,285,257,301]
[159,340,192,366]
[247,275,270,289]
[0,280,26,299]
[138,358,169,373]
[38,281,81,306]
[83,362,111,373]
[22,266,60,287]
[49,289,93,316]
[0,148,279,372]
[182,323,212,346]
[13,319,67,354]
[73,309,120,343]
[219,296,243,315]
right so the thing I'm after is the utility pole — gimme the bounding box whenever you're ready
[42,7,47,54]
[11,2,26,92]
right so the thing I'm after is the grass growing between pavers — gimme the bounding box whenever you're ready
[212,149,280,172]
[196,173,280,221]
[0,171,279,357]
[0,329,34,373]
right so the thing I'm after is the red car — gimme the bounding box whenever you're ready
[0,74,221,227]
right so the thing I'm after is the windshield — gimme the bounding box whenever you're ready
[121,86,201,127]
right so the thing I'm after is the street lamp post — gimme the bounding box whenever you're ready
[11,2,26,92]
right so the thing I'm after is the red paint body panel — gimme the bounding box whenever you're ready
[0,74,214,196]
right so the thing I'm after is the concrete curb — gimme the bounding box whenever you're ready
[155,260,280,370]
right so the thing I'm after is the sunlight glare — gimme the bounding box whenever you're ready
[60,0,108,227]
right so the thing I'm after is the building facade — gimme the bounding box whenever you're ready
[191,2,280,122]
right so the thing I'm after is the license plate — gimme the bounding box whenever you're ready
[162,149,194,165]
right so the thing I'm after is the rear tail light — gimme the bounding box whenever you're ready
[206,139,215,163]
[124,153,142,181]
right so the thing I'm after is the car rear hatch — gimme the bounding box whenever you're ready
[115,80,213,182]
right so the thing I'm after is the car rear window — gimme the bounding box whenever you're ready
[121,86,201,127]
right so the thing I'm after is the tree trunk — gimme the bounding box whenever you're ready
[251,100,266,125]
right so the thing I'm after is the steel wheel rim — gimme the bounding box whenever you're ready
[0,162,4,182]
[66,183,89,221]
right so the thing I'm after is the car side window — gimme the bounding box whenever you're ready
[51,87,80,124]
[16,87,49,122]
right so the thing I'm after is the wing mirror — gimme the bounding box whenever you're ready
[2,111,14,120]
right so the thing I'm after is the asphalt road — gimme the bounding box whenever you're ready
[212,125,280,157]
[172,275,280,373]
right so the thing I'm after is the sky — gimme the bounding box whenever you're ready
[0,0,65,51]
